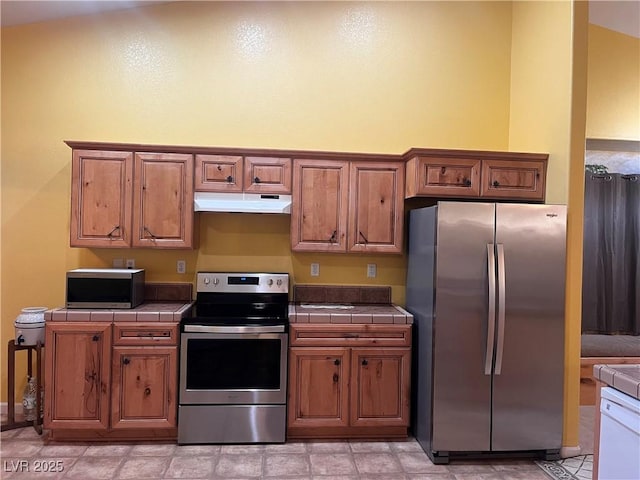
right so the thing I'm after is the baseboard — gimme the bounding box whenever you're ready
[560,445,583,458]
[0,402,24,415]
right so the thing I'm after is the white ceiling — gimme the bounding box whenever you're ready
[1,0,639,38]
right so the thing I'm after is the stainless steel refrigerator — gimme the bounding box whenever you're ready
[406,202,566,464]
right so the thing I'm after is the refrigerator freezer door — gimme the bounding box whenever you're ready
[431,202,496,452]
[492,203,566,451]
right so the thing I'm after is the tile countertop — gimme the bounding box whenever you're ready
[45,302,194,323]
[289,303,413,324]
[593,364,640,400]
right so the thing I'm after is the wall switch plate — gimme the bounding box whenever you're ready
[310,263,320,277]
[113,258,124,268]
[177,260,186,274]
[367,263,377,278]
[125,259,135,269]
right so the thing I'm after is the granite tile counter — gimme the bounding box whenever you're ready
[45,302,194,322]
[289,303,413,324]
[289,284,413,324]
[593,364,640,400]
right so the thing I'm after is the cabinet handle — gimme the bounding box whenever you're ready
[359,231,368,244]
[254,176,261,184]
[362,359,368,366]
[329,230,337,243]
[217,165,222,171]
[143,226,158,240]
[123,358,130,365]
[106,225,120,238]
[144,387,151,396]
[464,179,471,186]
[441,166,446,175]
[92,335,100,342]
[226,175,233,183]
[333,373,339,383]
[334,359,340,366]
[493,180,500,187]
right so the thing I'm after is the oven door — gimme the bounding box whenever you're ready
[180,326,288,405]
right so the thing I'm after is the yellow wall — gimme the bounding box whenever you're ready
[509,0,588,451]
[586,24,640,140]
[1,1,585,448]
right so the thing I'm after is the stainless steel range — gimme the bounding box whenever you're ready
[178,272,289,445]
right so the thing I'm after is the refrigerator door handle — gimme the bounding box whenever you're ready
[485,243,497,375]
[494,243,506,375]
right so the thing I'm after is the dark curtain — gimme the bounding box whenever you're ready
[582,173,640,335]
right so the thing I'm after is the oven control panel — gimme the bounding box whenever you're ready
[196,272,289,294]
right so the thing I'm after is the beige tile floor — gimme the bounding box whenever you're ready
[1,408,596,480]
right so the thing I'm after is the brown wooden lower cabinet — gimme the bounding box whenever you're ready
[287,324,411,439]
[44,322,178,441]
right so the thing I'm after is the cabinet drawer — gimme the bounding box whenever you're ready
[195,154,243,192]
[406,156,480,198]
[480,159,546,201]
[113,322,178,346]
[290,324,411,347]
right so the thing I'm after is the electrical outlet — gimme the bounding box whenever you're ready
[112,258,124,268]
[367,263,377,278]
[125,259,135,269]
[310,263,320,277]
[177,260,186,274]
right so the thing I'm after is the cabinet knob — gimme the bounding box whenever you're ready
[493,180,500,187]
[362,359,368,366]
[254,176,261,184]
[144,387,151,396]
[334,359,340,366]
[464,179,471,186]
[329,230,337,243]
[92,335,100,342]
[123,358,130,365]
[226,175,233,183]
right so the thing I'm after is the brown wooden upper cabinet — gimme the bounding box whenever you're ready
[348,162,404,254]
[405,151,547,202]
[480,159,546,201]
[291,159,349,252]
[132,152,194,248]
[405,157,481,198]
[71,150,134,248]
[291,159,404,254]
[69,148,195,249]
[195,154,292,194]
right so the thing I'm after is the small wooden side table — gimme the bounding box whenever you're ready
[1,340,43,434]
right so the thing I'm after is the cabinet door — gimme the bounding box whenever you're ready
[288,348,349,428]
[244,157,292,194]
[405,156,480,198]
[348,162,404,253]
[349,348,411,428]
[44,323,111,430]
[194,154,243,192]
[480,159,546,201]
[291,159,349,252]
[111,346,177,429]
[132,153,194,248]
[70,150,133,247]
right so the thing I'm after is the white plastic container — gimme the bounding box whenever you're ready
[14,307,47,346]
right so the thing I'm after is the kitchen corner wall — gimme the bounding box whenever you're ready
[0,0,596,446]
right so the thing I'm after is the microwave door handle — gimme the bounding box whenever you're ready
[494,243,506,375]
[485,244,497,376]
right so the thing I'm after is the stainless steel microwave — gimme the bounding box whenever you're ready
[66,268,145,309]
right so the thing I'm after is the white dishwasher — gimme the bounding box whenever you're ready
[598,386,640,480]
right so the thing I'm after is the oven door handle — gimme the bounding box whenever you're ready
[182,324,286,334]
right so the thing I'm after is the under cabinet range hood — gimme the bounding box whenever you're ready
[194,192,292,214]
